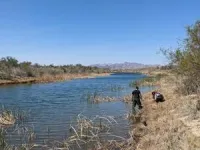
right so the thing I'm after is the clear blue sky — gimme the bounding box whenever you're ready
[0,0,199,65]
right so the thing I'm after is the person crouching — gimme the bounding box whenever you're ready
[152,91,165,103]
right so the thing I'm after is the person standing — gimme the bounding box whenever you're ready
[132,86,143,113]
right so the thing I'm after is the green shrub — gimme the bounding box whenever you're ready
[162,20,200,94]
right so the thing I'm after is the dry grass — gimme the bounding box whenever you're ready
[123,95,132,104]
[0,73,110,85]
[123,72,200,150]
[134,68,171,76]
[0,110,15,126]
[36,114,127,150]
[85,91,119,104]
[0,113,127,150]
[88,95,117,103]
[129,68,171,87]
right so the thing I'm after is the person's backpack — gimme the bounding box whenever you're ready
[155,93,164,102]
[156,93,162,99]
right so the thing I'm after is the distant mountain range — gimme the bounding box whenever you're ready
[91,62,156,70]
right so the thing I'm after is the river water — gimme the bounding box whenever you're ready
[0,73,154,147]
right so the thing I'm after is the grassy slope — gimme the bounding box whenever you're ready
[126,70,200,150]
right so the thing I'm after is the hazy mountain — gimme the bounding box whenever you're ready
[91,62,154,70]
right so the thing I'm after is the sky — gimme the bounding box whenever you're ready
[0,0,199,65]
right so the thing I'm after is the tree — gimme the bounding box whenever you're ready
[0,56,18,67]
[161,20,200,94]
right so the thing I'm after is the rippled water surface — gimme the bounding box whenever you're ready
[0,73,154,144]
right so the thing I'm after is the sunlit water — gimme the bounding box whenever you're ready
[0,73,155,146]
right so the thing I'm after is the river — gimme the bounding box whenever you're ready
[0,73,154,147]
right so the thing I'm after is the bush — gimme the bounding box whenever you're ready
[0,56,18,68]
[162,20,200,94]
[0,57,110,80]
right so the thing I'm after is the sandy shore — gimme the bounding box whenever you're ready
[0,73,110,85]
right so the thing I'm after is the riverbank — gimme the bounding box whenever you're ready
[124,70,200,150]
[0,73,110,85]
[0,72,139,149]
[128,69,170,87]
[1,70,199,149]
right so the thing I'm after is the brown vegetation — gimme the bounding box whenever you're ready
[122,70,200,150]
[124,21,200,150]
[0,73,110,85]
[0,111,15,126]
[161,20,200,95]
[0,57,111,85]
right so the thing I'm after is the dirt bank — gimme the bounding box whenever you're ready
[125,73,200,150]
[0,73,110,85]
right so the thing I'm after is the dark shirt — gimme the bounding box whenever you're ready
[132,89,141,99]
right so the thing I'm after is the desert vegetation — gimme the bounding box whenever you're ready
[0,57,110,84]
[161,20,200,95]
[123,20,200,150]
[129,73,168,87]
[124,72,200,150]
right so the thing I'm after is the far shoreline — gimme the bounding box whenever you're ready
[0,73,111,86]
[0,72,148,86]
